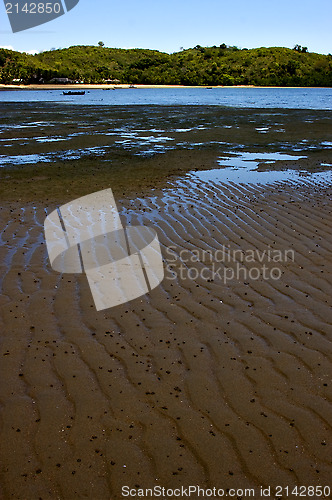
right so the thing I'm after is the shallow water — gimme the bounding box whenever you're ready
[1,87,331,110]
[0,103,331,198]
[191,164,332,185]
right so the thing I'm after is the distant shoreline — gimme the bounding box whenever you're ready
[0,84,330,91]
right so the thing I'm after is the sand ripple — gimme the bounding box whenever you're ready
[0,178,331,499]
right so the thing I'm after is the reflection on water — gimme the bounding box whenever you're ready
[191,167,332,185]
[0,87,331,110]
[35,136,65,143]
[255,127,270,133]
[191,150,331,185]
[0,147,110,165]
[218,151,307,169]
[0,104,331,188]
[0,154,47,165]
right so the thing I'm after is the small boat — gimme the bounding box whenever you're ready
[63,91,85,96]
[129,84,137,88]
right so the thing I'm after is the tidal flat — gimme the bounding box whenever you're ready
[0,103,331,499]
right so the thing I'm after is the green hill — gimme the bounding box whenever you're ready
[1,44,331,86]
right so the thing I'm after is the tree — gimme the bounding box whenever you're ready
[98,41,105,47]
[2,44,331,87]
[294,45,308,53]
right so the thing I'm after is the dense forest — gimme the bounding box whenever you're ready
[1,44,331,86]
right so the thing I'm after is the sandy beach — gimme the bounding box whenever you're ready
[0,103,331,499]
[1,84,324,91]
[1,84,249,91]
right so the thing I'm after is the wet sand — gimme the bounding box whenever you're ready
[0,84,264,91]
[0,104,332,499]
[0,103,331,202]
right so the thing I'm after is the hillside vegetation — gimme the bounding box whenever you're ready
[1,44,331,86]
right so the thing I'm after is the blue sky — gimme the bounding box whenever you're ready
[0,0,331,54]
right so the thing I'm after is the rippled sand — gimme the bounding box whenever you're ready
[0,173,331,499]
[1,103,332,498]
